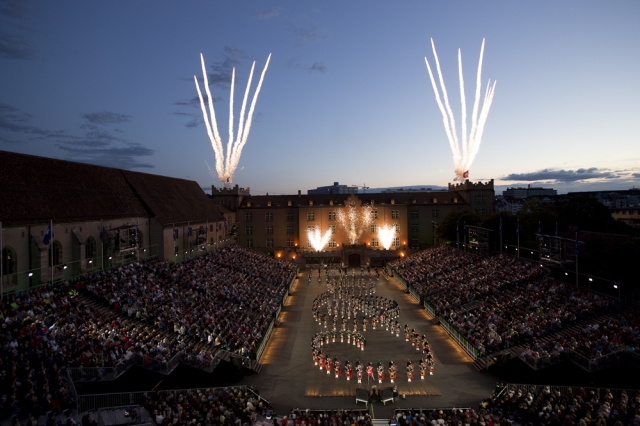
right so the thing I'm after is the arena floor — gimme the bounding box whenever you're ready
[241,269,497,419]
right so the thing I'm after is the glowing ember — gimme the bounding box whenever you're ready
[337,204,373,245]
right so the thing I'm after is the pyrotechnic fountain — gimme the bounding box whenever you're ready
[337,204,373,245]
[307,227,333,252]
[194,53,271,185]
[424,39,496,182]
[377,224,397,250]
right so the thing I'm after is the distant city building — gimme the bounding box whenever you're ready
[308,182,358,195]
[381,187,434,193]
[495,196,526,215]
[503,185,557,198]
[567,189,640,209]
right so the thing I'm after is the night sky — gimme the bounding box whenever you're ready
[1,1,639,194]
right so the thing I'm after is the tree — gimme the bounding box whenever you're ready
[436,209,482,243]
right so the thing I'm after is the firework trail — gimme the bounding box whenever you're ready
[194,53,271,185]
[307,227,333,252]
[424,39,496,181]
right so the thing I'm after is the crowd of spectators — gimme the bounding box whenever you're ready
[82,246,297,358]
[141,387,266,426]
[0,246,296,420]
[393,408,488,426]
[0,282,79,419]
[389,246,629,358]
[490,384,640,425]
[287,409,372,426]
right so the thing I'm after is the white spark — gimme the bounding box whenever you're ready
[337,204,373,245]
[194,53,272,185]
[307,226,332,252]
[424,39,496,181]
[378,224,397,250]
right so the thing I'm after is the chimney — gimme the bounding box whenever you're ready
[298,190,301,197]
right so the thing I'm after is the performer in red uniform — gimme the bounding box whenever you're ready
[366,362,374,383]
[356,361,363,384]
[389,361,397,383]
[376,362,384,383]
[406,360,414,382]
[345,360,352,381]
[334,358,341,378]
[326,356,332,375]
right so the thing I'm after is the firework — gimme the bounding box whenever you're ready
[337,204,373,245]
[307,227,333,252]
[194,53,272,185]
[378,224,397,250]
[424,39,496,181]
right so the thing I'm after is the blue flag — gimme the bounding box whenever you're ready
[43,223,53,245]
[99,226,104,242]
[516,220,519,235]
[499,218,502,234]
[188,227,192,237]
[173,228,178,240]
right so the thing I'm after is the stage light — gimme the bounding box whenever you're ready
[28,272,33,277]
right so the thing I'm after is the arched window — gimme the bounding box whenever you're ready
[85,237,96,260]
[2,247,17,276]
[49,241,62,266]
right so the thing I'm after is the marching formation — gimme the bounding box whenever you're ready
[308,266,436,385]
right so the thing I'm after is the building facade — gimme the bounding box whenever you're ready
[0,151,230,294]
[218,180,495,267]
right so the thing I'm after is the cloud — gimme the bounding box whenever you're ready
[255,8,279,19]
[82,111,132,125]
[56,142,155,169]
[286,21,327,70]
[0,0,35,60]
[0,30,33,59]
[199,45,245,87]
[173,97,202,108]
[502,168,619,182]
[184,118,201,128]
[0,102,75,139]
[309,62,327,73]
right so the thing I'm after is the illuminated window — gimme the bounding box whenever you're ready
[307,211,315,221]
[391,210,399,219]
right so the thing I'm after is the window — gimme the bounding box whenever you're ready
[246,239,253,248]
[329,225,336,235]
[307,225,317,232]
[394,223,400,232]
[474,195,486,205]
[286,225,294,235]
[265,225,273,235]
[328,211,336,221]
[286,211,294,221]
[328,239,337,248]
[2,247,17,278]
[266,239,274,248]
[210,237,214,245]
[432,209,440,219]
[411,238,420,247]
[411,210,419,220]
[370,210,378,220]
[245,212,252,222]
[411,223,419,233]
[209,224,214,232]
[245,226,253,235]
[391,210,399,219]
[287,239,294,248]
[307,211,315,221]
[85,237,96,261]
[370,224,379,234]
[475,207,487,216]
[265,212,273,221]
[49,241,62,267]
[392,237,400,247]
[371,238,379,247]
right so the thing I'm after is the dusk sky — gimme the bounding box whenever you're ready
[1,1,639,195]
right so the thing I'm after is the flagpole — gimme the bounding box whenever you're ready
[516,219,520,258]
[1,220,3,298]
[101,219,104,271]
[499,218,502,254]
[50,219,53,284]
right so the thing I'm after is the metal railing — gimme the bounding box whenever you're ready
[79,386,250,414]
[566,348,625,372]
[438,317,480,360]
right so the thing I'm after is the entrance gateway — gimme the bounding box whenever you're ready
[347,253,361,267]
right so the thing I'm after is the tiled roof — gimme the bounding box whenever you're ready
[0,151,223,226]
[0,151,147,226]
[238,191,467,208]
[121,170,224,225]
